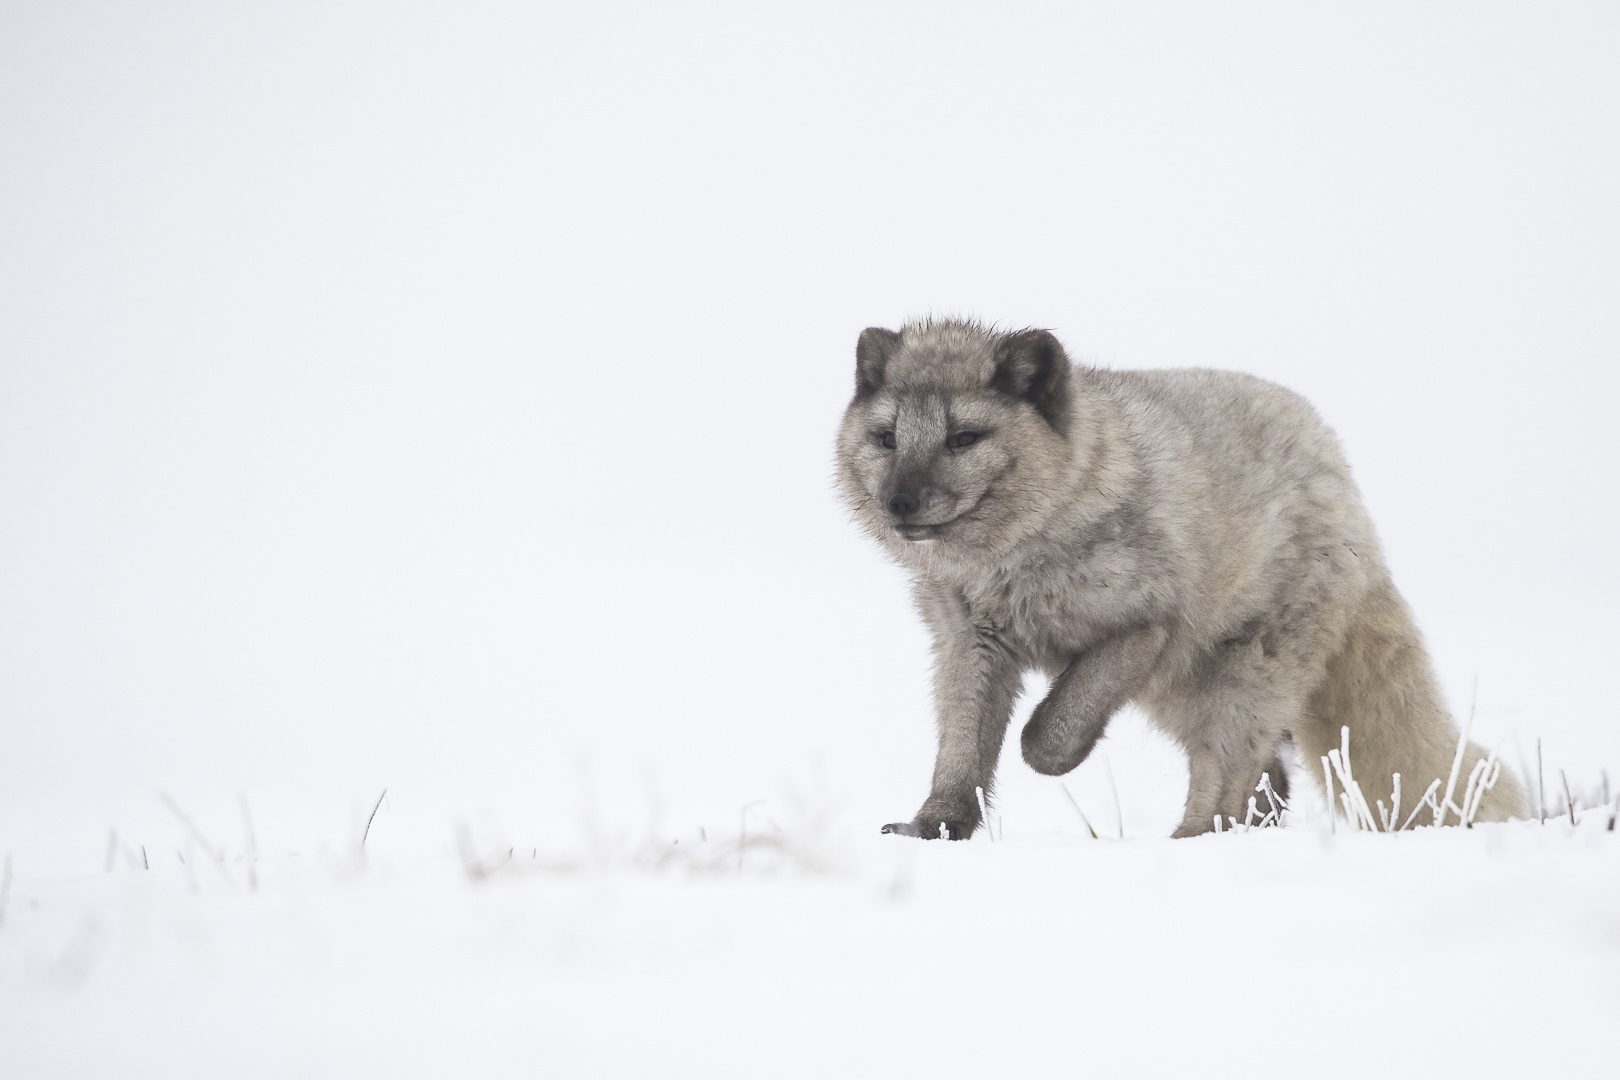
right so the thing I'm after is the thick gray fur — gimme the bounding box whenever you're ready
[836,318,1526,839]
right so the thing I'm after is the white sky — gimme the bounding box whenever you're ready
[3,2,1618,872]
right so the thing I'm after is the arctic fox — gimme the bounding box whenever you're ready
[835,318,1525,838]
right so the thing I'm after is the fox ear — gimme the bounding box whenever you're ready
[992,329,1072,434]
[855,327,901,398]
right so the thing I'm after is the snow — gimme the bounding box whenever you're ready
[4,3,1620,1074]
[4,813,1616,1076]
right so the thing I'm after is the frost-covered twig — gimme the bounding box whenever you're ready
[1327,730,1379,831]
[975,786,995,842]
[1341,727,1380,830]
[1437,686,1477,827]
[1536,739,1546,825]
[1457,758,1488,828]
[1248,774,1281,828]
[1460,750,1503,826]
[1399,779,1443,831]
[1390,773,1402,833]
[1561,769,1578,826]
[1322,756,1336,834]
[1257,771,1289,818]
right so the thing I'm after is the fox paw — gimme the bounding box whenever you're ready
[880,819,975,840]
[1021,712,1097,776]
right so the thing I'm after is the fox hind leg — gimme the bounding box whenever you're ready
[1159,668,1305,838]
[1173,752,1227,838]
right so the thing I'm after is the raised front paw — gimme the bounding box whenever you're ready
[880,819,976,840]
[1021,703,1101,776]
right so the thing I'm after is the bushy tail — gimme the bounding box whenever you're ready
[1296,573,1527,827]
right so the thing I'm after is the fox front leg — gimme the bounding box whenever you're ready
[883,621,1023,840]
[1021,625,1169,776]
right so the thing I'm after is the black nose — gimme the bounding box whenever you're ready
[887,491,920,518]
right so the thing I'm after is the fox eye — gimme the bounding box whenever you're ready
[878,431,897,449]
[949,431,980,449]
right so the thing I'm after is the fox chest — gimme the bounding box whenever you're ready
[959,547,1149,671]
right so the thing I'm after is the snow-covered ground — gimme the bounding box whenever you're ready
[4,809,1616,1077]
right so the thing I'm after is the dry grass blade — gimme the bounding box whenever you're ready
[1102,755,1124,839]
[239,793,259,891]
[737,800,763,874]
[454,820,490,880]
[362,788,388,850]
[160,793,234,886]
[1059,781,1098,839]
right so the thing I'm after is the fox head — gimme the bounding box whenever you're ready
[835,319,1079,564]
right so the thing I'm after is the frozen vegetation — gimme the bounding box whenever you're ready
[3,789,1616,1078]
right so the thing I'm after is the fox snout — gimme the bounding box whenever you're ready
[881,480,957,539]
[883,468,953,524]
[883,483,950,523]
[886,490,921,519]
